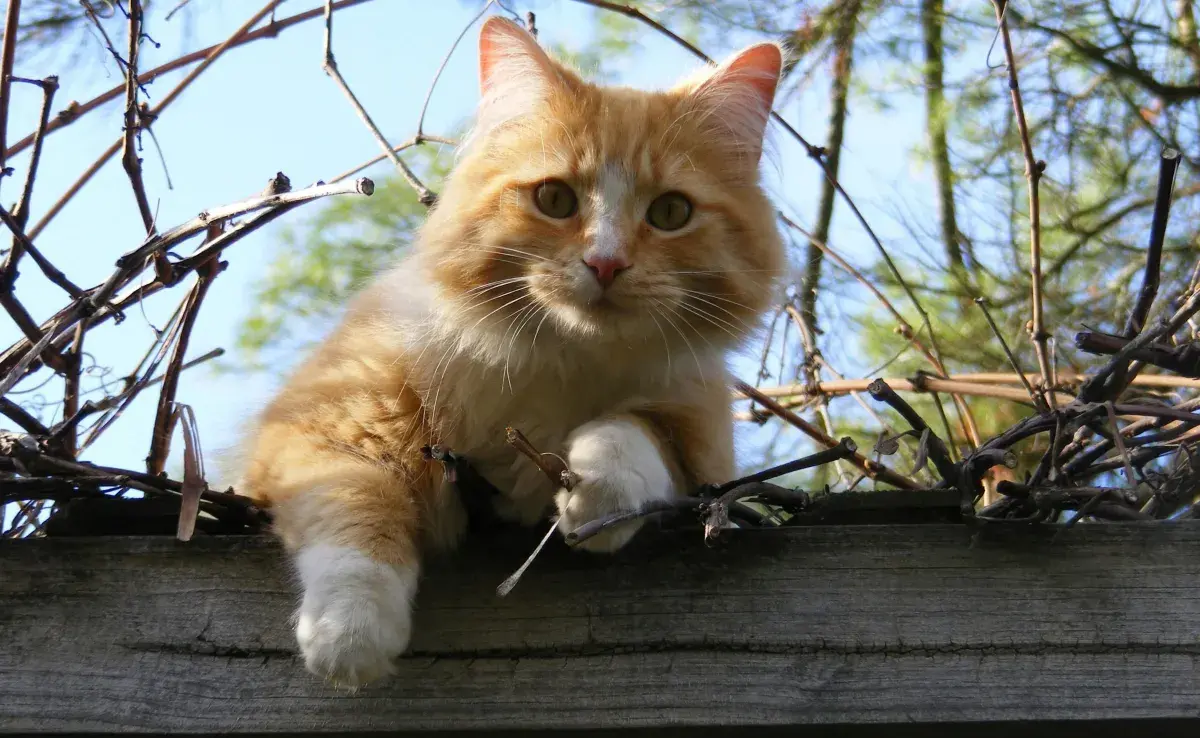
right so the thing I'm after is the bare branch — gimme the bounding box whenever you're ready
[145,254,223,475]
[993,0,1054,407]
[735,379,920,490]
[0,0,21,179]
[27,0,288,240]
[120,0,157,235]
[505,426,579,491]
[975,296,1043,410]
[4,0,378,162]
[8,75,56,230]
[322,0,434,205]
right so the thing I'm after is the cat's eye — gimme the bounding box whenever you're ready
[533,180,578,219]
[646,192,692,231]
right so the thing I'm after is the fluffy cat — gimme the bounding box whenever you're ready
[239,16,786,688]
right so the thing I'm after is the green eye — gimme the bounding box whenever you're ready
[646,192,693,231]
[533,180,578,219]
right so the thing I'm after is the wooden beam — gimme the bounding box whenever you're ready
[3,524,1200,735]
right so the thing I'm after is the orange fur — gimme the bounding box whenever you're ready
[238,17,787,687]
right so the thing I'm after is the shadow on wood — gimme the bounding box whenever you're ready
[3,523,1200,735]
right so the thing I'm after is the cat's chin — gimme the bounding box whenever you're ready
[546,299,660,345]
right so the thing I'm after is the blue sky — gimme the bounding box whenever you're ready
[0,0,938,489]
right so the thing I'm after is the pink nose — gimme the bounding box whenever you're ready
[583,255,631,289]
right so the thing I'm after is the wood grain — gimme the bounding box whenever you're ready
[3,524,1200,734]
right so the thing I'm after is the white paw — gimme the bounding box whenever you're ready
[294,545,418,690]
[556,418,676,553]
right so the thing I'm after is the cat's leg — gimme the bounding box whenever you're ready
[266,460,441,689]
[554,415,683,552]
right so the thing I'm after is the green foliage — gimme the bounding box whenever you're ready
[231,147,450,369]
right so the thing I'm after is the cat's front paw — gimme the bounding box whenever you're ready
[556,417,676,553]
[294,545,418,690]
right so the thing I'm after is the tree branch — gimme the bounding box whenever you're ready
[322,0,434,205]
[993,0,1054,407]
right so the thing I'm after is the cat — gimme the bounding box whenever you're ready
[238,16,786,688]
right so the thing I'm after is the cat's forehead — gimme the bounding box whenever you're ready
[545,87,701,184]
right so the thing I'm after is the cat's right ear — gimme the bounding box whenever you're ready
[477,17,563,132]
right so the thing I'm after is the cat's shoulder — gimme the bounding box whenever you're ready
[351,252,440,326]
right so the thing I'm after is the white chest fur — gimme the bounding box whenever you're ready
[375,257,718,523]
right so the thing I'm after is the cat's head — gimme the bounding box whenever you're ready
[421,17,786,356]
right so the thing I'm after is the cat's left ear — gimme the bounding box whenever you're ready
[476,17,567,133]
[680,43,782,164]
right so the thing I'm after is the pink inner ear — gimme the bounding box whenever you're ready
[478,17,540,95]
[729,45,777,108]
[727,44,782,109]
[478,21,509,93]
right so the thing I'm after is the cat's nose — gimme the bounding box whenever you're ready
[582,255,631,289]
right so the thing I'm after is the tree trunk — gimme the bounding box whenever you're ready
[921,0,968,289]
[799,0,862,334]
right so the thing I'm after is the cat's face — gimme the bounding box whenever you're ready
[423,18,786,354]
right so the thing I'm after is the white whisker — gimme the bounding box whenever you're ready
[676,301,742,342]
[678,292,753,329]
[488,245,547,262]
[650,298,705,386]
[502,301,542,393]
[661,269,778,275]
[646,307,672,380]
[675,287,754,310]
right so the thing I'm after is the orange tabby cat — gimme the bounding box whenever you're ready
[239,17,785,688]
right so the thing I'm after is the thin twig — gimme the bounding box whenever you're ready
[993,0,1054,407]
[745,376,1077,405]
[322,0,434,205]
[505,426,578,490]
[496,517,559,597]
[784,304,849,481]
[0,205,83,297]
[328,134,457,183]
[975,296,1043,410]
[0,396,48,435]
[80,295,189,450]
[565,498,702,545]
[27,0,288,240]
[1075,331,1200,377]
[52,347,223,447]
[146,257,223,475]
[0,0,21,180]
[165,0,199,21]
[0,176,372,389]
[8,75,56,231]
[779,214,980,447]
[119,176,374,273]
[120,0,157,235]
[4,0,378,161]
[712,438,858,493]
[1105,402,1138,488]
[416,0,494,137]
[1123,148,1181,338]
[0,313,68,397]
[735,380,919,489]
[61,323,84,457]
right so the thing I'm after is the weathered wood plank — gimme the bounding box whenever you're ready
[2,524,1200,734]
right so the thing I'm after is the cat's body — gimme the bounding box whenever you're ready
[239,17,786,688]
